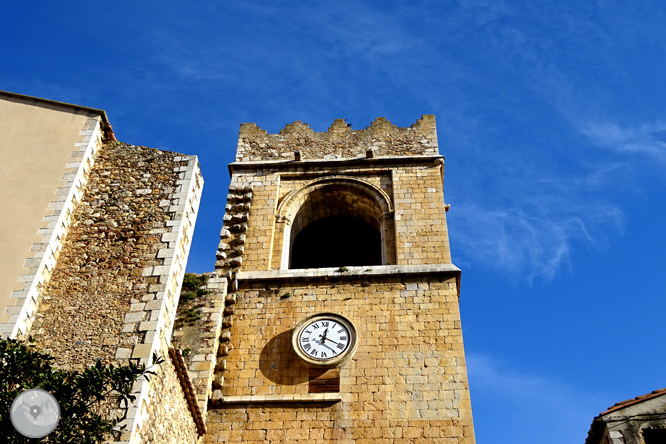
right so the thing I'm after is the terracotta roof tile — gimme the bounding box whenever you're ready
[601,388,666,415]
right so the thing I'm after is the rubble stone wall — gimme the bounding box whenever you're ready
[117,151,204,443]
[172,274,228,417]
[23,140,204,444]
[30,141,185,368]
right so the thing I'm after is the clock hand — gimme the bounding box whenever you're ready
[318,328,329,344]
[322,337,342,346]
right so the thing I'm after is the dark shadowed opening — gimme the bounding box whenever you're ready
[290,216,381,269]
[644,428,666,444]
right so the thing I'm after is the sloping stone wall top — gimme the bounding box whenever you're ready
[235,115,438,162]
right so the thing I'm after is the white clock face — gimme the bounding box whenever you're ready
[297,318,351,361]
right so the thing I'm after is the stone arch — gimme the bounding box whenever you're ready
[275,176,395,269]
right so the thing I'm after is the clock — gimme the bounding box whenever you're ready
[292,313,358,367]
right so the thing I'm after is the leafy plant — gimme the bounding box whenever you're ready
[175,274,209,328]
[0,337,162,443]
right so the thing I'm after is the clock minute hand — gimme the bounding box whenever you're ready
[322,337,341,346]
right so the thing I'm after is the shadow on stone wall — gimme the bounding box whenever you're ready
[259,330,308,386]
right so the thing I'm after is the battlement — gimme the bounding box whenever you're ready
[235,115,438,162]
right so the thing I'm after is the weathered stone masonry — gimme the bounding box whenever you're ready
[204,116,476,443]
[31,142,183,366]
[235,116,439,162]
[14,140,204,444]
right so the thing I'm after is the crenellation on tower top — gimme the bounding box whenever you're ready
[234,115,439,162]
[412,113,437,133]
[366,116,397,132]
[237,122,267,138]
[327,118,352,133]
[279,120,315,135]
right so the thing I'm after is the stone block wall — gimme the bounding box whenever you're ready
[227,155,450,271]
[586,390,666,444]
[205,268,474,443]
[392,163,451,264]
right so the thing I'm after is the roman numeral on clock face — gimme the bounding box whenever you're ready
[296,316,354,362]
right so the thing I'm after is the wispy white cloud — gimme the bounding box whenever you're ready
[452,198,623,283]
[446,105,626,283]
[582,121,666,162]
[419,2,646,283]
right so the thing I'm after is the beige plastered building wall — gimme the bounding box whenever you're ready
[0,91,107,330]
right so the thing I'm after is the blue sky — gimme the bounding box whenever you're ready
[3,1,666,442]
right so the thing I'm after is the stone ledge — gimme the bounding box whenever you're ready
[229,154,444,171]
[238,264,460,282]
[237,264,462,297]
[220,393,342,404]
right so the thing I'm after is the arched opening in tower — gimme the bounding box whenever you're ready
[290,215,382,269]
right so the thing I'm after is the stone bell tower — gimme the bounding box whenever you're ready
[204,116,475,443]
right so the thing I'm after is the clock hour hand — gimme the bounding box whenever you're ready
[318,328,329,343]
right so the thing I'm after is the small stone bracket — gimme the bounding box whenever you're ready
[205,183,254,408]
